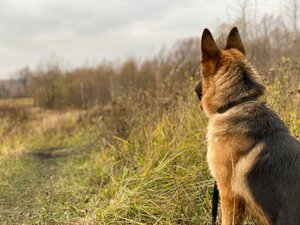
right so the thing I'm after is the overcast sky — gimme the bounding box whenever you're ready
[0,0,281,78]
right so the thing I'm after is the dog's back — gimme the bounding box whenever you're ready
[246,104,300,224]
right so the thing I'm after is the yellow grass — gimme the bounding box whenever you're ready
[0,76,299,224]
[0,97,34,107]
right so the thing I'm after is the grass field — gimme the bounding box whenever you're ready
[0,97,34,107]
[0,77,299,224]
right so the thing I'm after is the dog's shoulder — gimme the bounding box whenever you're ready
[209,101,288,139]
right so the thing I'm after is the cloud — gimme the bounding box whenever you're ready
[0,0,280,78]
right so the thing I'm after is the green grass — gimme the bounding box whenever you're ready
[0,79,299,224]
[0,95,216,224]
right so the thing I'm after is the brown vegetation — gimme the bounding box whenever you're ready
[0,1,299,224]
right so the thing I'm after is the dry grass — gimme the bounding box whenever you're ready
[0,97,33,107]
[0,69,299,224]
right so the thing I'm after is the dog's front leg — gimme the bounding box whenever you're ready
[208,138,246,224]
[218,182,245,225]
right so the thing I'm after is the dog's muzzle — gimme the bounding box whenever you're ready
[195,81,203,111]
[195,81,202,101]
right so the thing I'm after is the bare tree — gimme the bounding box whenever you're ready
[285,0,300,38]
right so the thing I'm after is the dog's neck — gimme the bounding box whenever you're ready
[217,96,257,114]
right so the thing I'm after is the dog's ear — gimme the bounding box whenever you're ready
[226,27,246,54]
[201,28,220,61]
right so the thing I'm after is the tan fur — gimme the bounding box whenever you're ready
[204,54,263,222]
[201,49,263,117]
[207,112,270,224]
[234,143,270,225]
[196,28,300,225]
[203,47,271,224]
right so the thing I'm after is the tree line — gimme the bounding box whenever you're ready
[1,0,300,109]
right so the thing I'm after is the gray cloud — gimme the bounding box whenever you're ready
[0,0,280,78]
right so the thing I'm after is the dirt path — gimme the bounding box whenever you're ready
[0,151,71,224]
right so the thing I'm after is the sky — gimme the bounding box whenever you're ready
[0,0,282,78]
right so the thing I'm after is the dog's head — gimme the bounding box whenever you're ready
[195,27,265,116]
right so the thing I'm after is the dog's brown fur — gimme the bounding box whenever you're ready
[195,27,300,225]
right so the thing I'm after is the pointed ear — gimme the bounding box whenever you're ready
[226,27,246,54]
[201,28,220,60]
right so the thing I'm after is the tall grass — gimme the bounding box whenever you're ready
[0,12,299,223]
[0,69,298,224]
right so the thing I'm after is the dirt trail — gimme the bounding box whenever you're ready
[0,150,69,224]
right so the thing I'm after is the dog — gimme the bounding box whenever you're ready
[195,27,300,225]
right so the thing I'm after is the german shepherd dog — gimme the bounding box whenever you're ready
[195,27,300,225]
